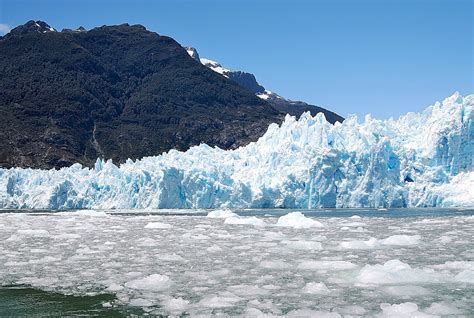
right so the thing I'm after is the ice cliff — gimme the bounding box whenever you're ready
[1,93,473,209]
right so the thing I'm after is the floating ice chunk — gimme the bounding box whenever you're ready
[224,216,266,227]
[262,231,287,241]
[380,235,421,246]
[227,284,269,296]
[144,222,173,229]
[156,253,185,262]
[259,260,290,269]
[286,309,342,318]
[198,294,242,308]
[106,283,124,292]
[276,212,323,229]
[424,302,464,315]
[437,235,453,244]
[129,298,154,307]
[336,305,366,315]
[340,235,422,250]
[53,233,81,240]
[415,219,451,224]
[30,248,49,253]
[382,285,431,297]
[207,209,237,218]
[379,302,437,318]
[124,274,172,291]
[29,256,61,264]
[298,260,358,271]
[454,270,474,283]
[283,240,323,250]
[246,298,280,315]
[302,282,331,294]
[244,308,269,317]
[430,261,474,271]
[340,237,378,249]
[356,260,446,285]
[137,237,156,246]
[16,229,50,237]
[206,245,222,253]
[17,276,59,287]
[182,232,209,240]
[340,221,366,227]
[161,297,189,314]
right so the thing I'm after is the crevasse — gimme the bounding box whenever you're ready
[1,92,473,209]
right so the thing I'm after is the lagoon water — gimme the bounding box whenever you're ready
[0,208,473,317]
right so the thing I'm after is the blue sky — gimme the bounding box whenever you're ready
[0,0,472,119]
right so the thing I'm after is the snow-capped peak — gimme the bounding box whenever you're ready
[199,58,231,77]
[186,47,303,101]
[6,20,56,37]
[184,47,200,62]
[256,90,286,101]
[33,21,56,33]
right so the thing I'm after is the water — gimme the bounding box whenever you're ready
[0,208,473,316]
[0,286,131,317]
[3,207,471,218]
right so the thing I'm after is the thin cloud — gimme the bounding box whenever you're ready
[0,23,11,35]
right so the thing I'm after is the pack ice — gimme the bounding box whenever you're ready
[1,93,473,209]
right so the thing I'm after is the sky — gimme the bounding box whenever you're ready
[0,0,472,119]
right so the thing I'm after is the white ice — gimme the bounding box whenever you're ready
[302,282,331,295]
[276,212,324,229]
[207,209,238,218]
[340,234,421,249]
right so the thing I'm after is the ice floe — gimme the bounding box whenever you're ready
[356,260,448,285]
[124,274,173,291]
[302,282,331,294]
[276,212,324,228]
[144,222,173,229]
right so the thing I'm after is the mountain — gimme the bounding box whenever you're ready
[1,93,472,209]
[185,47,344,124]
[2,20,56,36]
[0,21,284,169]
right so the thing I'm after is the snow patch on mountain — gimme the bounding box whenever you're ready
[184,47,200,62]
[200,58,231,76]
[185,46,280,97]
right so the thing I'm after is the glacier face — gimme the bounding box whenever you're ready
[1,93,473,209]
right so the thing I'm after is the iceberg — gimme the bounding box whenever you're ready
[1,92,472,209]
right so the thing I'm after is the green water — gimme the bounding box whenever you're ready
[0,286,141,317]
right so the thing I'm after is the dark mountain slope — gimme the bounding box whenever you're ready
[0,21,282,169]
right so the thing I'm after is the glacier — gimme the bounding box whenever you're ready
[0,92,473,209]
